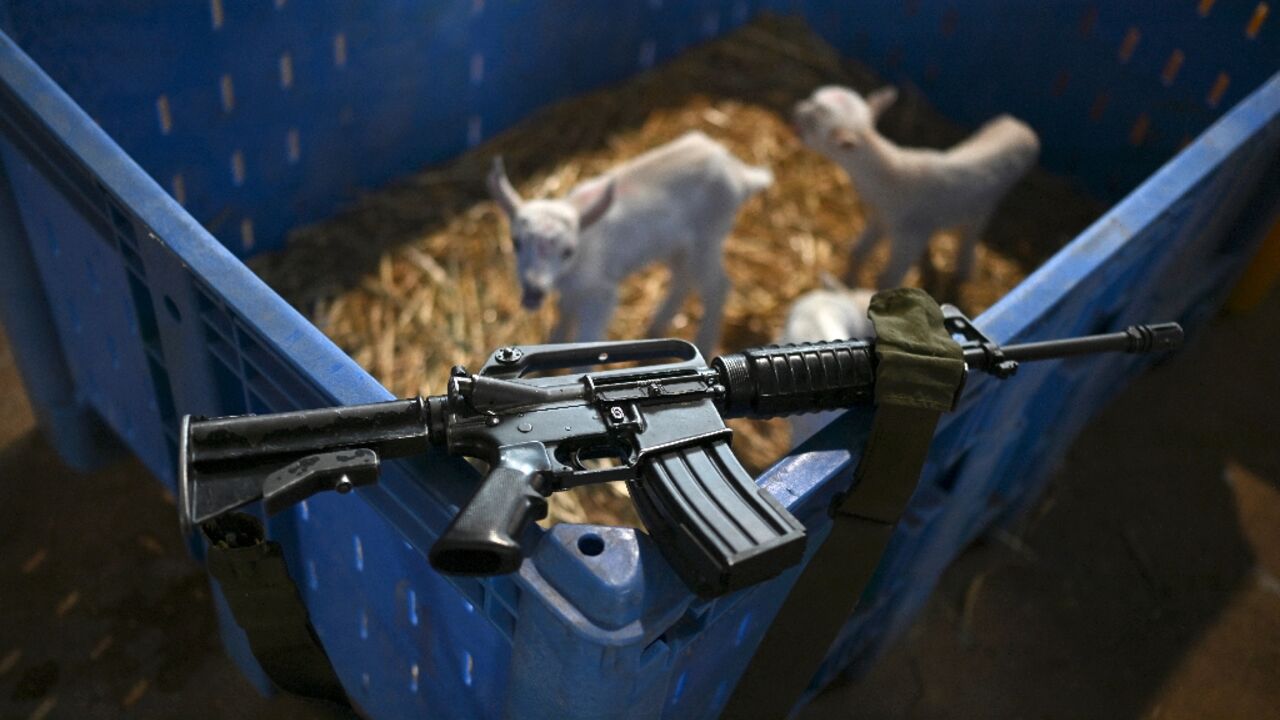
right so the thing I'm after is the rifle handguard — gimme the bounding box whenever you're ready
[715,339,876,418]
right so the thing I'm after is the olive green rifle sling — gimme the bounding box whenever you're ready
[721,288,966,720]
[202,514,354,713]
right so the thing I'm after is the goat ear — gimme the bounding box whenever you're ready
[818,271,847,292]
[486,156,523,217]
[866,86,898,121]
[572,178,615,230]
[831,127,860,150]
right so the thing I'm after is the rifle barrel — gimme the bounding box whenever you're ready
[965,322,1183,367]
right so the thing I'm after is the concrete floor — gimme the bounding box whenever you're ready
[1,285,1278,718]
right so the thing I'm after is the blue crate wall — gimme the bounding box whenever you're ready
[798,0,1280,199]
[3,1,1274,257]
[0,0,758,257]
[0,29,532,718]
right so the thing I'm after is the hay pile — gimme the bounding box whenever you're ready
[252,15,1104,527]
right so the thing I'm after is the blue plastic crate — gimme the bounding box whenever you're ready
[0,2,1277,718]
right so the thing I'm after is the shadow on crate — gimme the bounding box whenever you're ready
[803,288,1280,719]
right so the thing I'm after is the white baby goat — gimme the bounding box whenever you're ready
[487,131,772,357]
[778,281,876,447]
[793,85,1039,289]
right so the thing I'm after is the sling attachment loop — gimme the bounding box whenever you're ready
[721,288,965,719]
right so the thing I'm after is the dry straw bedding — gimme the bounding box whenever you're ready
[252,16,1104,526]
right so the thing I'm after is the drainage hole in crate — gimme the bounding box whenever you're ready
[713,681,730,710]
[362,672,370,694]
[1247,2,1269,39]
[1208,72,1231,108]
[1079,5,1098,38]
[286,128,301,164]
[1161,49,1184,87]
[638,38,657,69]
[1118,26,1141,64]
[230,151,245,186]
[735,613,753,646]
[333,33,347,67]
[353,535,364,571]
[359,609,369,640]
[410,663,420,693]
[1131,111,1152,144]
[171,173,186,205]
[163,296,182,323]
[1089,91,1110,122]
[240,218,255,251]
[408,589,419,626]
[279,53,294,89]
[155,95,173,135]
[299,500,309,522]
[462,651,474,687]
[220,74,235,114]
[307,560,318,591]
[577,533,605,556]
[671,671,688,703]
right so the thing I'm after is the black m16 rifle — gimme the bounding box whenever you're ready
[179,307,1182,598]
